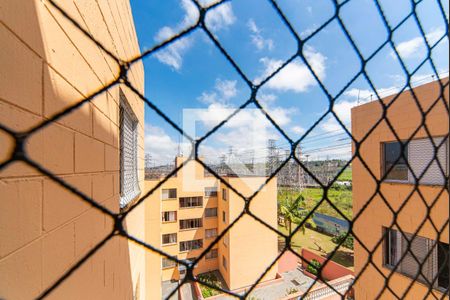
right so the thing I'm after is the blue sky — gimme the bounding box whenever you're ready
[129,0,449,165]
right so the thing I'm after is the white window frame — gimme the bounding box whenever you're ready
[119,93,140,208]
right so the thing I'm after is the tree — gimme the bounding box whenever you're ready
[279,194,313,235]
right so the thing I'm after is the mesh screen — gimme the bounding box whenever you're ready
[0,0,448,299]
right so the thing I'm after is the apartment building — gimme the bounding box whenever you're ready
[0,0,148,299]
[352,78,449,299]
[145,156,278,294]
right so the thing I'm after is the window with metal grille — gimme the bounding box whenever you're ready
[119,94,140,208]
[179,218,203,230]
[162,257,177,269]
[205,207,217,218]
[205,228,217,239]
[206,249,218,259]
[204,186,218,197]
[383,228,447,289]
[382,137,448,185]
[162,188,177,200]
[222,188,227,201]
[179,239,203,252]
[179,196,203,208]
[408,137,448,185]
[162,233,177,245]
[161,211,177,223]
[222,211,226,223]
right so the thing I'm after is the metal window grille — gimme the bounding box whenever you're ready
[408,137,448,185]
[162,211,177,222]
[162,233,178,245]
[179,196,203,208]
[206,248,219,259]
[1,0,448,299]
[162,188,177,199]
[205,228,218,239]
[205,186,218,197]
[180,239,203,252]
[119,95,140,208]
[162,257,177,269]
[205,207,218,217]
[180,218,203,230]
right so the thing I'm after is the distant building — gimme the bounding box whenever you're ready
[145,156,278,295]
[352,78,449,299]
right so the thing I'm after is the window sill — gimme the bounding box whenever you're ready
[162,221,177,224]
[162,243,177,247]
[381,181,446,187]
[205,216,218,218]
[162,198,177,201]
[179,206,203,209]
[179,228,202,232]
[179,249,202,253]
[382,264,447,293]
[162,265,176,270]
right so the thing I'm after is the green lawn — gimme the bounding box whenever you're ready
[337,167,352,182]
[278,225,354,269]
[279,187,353,219]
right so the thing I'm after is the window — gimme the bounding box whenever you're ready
[205,207,218,218]
[222,188,227,201]
[162,188,177,200]
[179,196,203,208]
[206,249,218,259]
[205,187,218,197]
[205,228,218,239]
[162,233,177,245]
[180,239,203,252]
[223,234,229,247]
[161,211,177,222]
[119,95,140,208]
[222,211,226,223]
[438,242,449,290]
[383,228,447,289]
[179,218,203,230]
[222,256,227,270]
[382,137,448,185]
[162,257,177,269]
[383,141,408,181]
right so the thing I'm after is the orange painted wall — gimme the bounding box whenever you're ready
[0,0,148,299]
[144,157,278,291]
[300,248,353,281]
[351,79,449,299]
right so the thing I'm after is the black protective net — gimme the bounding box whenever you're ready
[0,0,448,299]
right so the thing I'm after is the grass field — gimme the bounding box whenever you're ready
[278,225,354,269]
[337,167,352,181]
[278,187,353,219]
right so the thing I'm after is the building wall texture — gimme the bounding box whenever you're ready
[0,0,146,299]
[352,79,449,299]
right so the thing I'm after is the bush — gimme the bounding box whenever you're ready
[331,233,354,250]
[306,259,321,276]
[198,273,223,298]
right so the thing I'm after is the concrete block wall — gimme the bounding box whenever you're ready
[0,0,146,299]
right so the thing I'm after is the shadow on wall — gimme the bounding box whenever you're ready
[0,0,145,298]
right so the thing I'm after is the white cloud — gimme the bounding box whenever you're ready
[256,46,326,93]
[198,79,237,104]
[154,0,235,70]
[247,19,274,51]
[291,126,306,135]
[205,2,236,31]
[153,0,198,70]
[392,27,445,59]
[154,27,193,70]
[144,124,191,164]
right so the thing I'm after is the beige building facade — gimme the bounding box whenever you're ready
[352,79,449,299]
[0,0,147,299]
[145,156,279,293]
